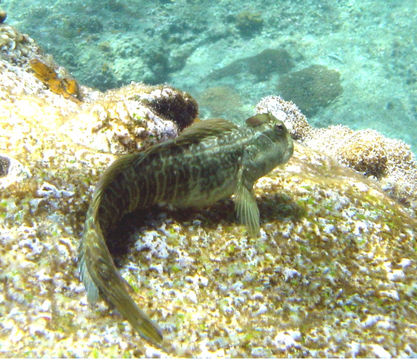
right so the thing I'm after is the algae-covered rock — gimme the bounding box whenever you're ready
[62,83,198,154]
[1,24,417,358]
[142,85,198,131]
[277,65,343,117]
[256,95,312,140]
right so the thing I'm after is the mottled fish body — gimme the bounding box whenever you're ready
[78,113,293,347]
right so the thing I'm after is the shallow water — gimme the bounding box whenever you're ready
[3,0,417,151]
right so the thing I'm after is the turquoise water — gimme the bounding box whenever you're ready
[4,0,417,151]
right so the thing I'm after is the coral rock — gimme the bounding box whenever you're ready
[0,23,41,65]
[63,83,198,154]
[277,65,343,117]
[256,95,312,140]
[0,154,10,177]
[337,130,388,178]
[142,85,198,131]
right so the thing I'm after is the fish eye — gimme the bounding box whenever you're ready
[275,124,284,132]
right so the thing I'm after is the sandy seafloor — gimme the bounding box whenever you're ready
[3,0,417,151]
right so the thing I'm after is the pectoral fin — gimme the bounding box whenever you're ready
[235,182,260,237]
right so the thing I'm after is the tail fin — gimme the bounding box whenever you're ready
[78,214,163,347]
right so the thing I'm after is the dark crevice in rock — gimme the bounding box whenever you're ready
[0,155,11,177]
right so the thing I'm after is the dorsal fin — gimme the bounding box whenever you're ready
[246,113,276,128]
[142,118,238,158]
[174,118,238,146]
[97,118,239,189]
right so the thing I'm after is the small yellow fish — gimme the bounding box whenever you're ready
[78,113,293,347]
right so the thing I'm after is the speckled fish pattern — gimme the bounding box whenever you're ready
[78,113,294,348]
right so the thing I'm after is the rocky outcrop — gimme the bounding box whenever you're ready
[1,23,416,358]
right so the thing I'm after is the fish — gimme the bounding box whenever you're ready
[78,112,294,348]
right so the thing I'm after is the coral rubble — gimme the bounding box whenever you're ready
[0,21,42,65]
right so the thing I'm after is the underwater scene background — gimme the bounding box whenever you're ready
[3,0,417,152]
[2,0,417,357]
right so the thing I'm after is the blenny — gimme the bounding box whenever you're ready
[78,113,294,348]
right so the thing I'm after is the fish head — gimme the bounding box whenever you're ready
[243,113,294,182]
[246,113,294,162]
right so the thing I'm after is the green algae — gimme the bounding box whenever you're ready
[169,264,181,273]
